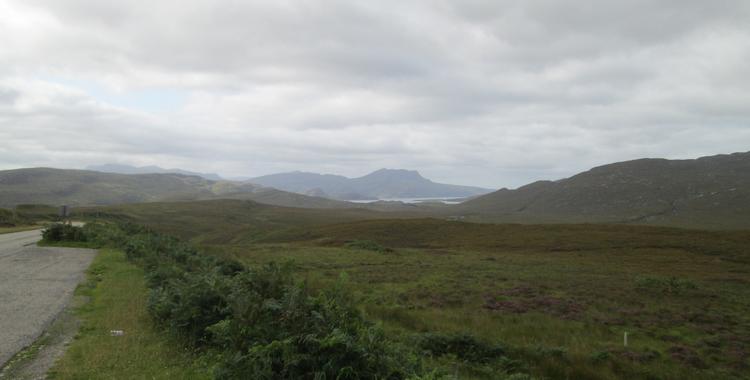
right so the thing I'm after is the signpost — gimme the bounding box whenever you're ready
[59,205,71,224]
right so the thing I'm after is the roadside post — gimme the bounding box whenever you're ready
[59,205,71,224]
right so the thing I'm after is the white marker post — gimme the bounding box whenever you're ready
[624,332,628,347]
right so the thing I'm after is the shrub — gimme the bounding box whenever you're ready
[209,267,421,379]
[345,240,394,253]
[148,269,232,345]
[589,350,610,363]
[94,222,424,379]
[42,223,87,242]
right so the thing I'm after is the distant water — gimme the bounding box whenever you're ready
[347,197,464,205]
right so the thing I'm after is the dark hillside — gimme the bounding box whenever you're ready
[459,152,750,229]
[0,168,360,209]
[0,168,215,207]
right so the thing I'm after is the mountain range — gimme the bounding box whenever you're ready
[458,152,750,229]
[2,152,749,229]
[247,169,493,200]
[86,165,492,201]
[0,168,354,209]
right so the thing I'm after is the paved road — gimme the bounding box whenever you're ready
[0,230,96,368]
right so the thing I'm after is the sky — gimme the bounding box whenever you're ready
[1,0,749,189]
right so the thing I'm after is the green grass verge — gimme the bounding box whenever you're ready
[0,225,40,235]
[48,249,213,379]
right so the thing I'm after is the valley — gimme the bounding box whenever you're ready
[2,151,749,379]
[5,3,748,378]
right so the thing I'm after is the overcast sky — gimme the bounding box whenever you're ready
[1,0,749,188]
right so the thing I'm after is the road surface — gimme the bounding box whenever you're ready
[0,229,96,368]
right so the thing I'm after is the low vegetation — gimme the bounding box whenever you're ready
[49,223,531,379]
[634,276,698,295]
[42,223,88,243]
[14,204,61,220]
[0,207,20,227]
[345,239,394,253]
[0,207,34,228]
[49,248,212,379]
[54,201,750,378]
[0,204,63,233]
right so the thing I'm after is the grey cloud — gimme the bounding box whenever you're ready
[0,88,20,106]
[1,0,749,188]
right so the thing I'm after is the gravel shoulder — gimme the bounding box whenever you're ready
[0,230,96,370]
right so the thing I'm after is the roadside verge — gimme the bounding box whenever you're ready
[44,249,212,379]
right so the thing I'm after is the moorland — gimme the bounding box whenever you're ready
[59,199,750,379]
[2,152,749,379]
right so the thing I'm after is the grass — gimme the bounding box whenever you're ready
[75,199,412,245]
[1,328,56,379]
[208,243,748,379]
[74,201,750,379]
[48,249,213,379]
[0,225,40,235]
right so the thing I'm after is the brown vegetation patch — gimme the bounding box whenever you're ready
[727,344,748,370]
[483,286,586,319]
[609,348,661,364]
[668,345,707,369]
[722,334,750,370]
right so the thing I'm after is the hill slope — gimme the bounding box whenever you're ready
[86,163,223,181]
[248,168,492,200]
[0,168,356,209]
[459,152,750,229]
[73,199,414,244]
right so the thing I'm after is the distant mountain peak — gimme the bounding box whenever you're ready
[372,168,419,173]
[248,168,492,200]
[363,168,425,180]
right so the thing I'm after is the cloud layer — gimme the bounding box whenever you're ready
[2,0,749,187]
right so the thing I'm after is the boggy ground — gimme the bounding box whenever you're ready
[208,221,750,379]
[80,202,750,379]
